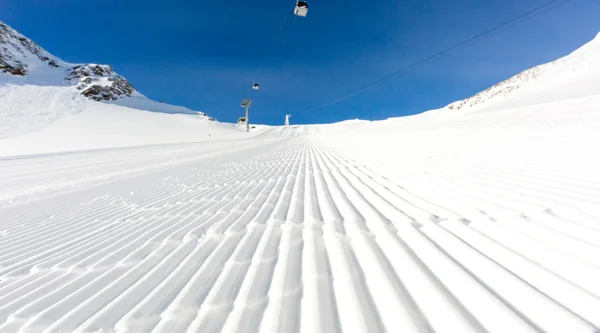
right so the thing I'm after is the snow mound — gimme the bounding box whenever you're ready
[0,102,247,157]
[333,118,370,125]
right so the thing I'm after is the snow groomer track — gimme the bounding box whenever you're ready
[1,129,600,333]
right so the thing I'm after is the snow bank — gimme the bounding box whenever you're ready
[0,102,249,157]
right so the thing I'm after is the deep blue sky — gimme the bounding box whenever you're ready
[1,0,599,125]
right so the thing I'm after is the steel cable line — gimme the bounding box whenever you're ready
[253,14,293,88]
[296,0,576,116]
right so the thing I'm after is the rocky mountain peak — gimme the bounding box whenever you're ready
[1,20,135,101]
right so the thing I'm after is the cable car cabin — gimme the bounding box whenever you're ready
[253,83,260,90]
[294,1,308,17]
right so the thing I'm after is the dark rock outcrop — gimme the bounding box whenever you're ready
[0,62,28,75]
[66,64,135,101]
[1,21,59,72]
[1,21,136,101]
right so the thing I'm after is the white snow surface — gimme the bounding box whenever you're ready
[1,25,600,333]
[0,84,87,139]
[1,99,600,332]
[0,101,249,157]
[0,86,246,156]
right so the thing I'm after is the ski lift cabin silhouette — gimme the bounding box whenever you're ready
[294,1,308,17]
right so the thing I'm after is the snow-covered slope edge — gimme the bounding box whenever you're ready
[440,32,600,114]
[0,102,250,158]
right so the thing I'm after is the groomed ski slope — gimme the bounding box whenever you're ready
[1,96,600,333]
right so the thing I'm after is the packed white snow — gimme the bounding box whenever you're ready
[0,100,249,157]
[1,98,600,332]
[0,85,85,139]
[1,19,600,333]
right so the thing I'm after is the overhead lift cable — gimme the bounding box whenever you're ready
[252,14,292,90]
[296,0,576,115]
[253,0,306,90]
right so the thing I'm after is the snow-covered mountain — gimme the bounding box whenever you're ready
[0,21,244,155]
[444,32,600,113]
[0,21,58,75]
[1,21,136,101]
[0,20,219,134]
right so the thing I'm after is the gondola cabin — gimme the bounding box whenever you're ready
[294,1,308,17]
